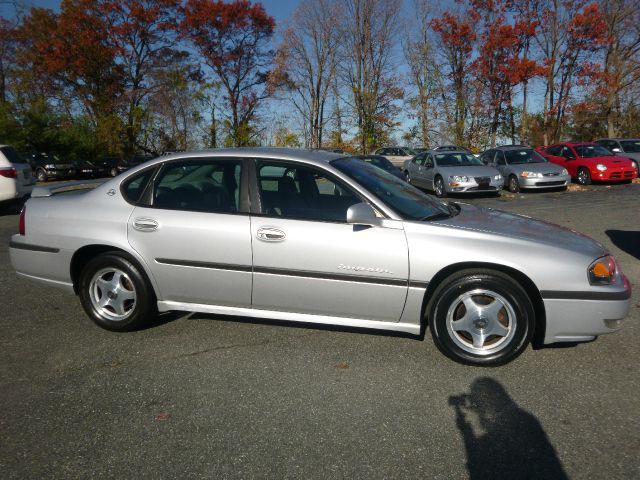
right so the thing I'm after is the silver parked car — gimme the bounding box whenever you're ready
[480,146,571,193]
[9,148,631,366]
[373,146,416,168]
[403,150,503,197]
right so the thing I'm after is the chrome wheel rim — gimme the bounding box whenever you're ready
[509,177,518,192]
[446,289,517,356]
[577,170,588,184]
[89,268,136,321]
[435,179,443,196]
[405,172,411,183]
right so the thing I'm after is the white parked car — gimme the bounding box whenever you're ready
[373,147,417,168]
[0,145,35,205]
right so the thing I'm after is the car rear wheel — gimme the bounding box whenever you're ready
[434,176,447,198]
[428,270,534,366]
[405,171,411,183]
[35,168,47,182]
[79,253,156,331]
[508,175,520,193]
[577,168,591,185]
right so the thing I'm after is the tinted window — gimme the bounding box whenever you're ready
[573,145,612,158]
[257,161,361,222]
[545,145,562,156]
[0,146,26,164]
[153,160,242,213]
[362,156,394,171]
[619,140,640,153]
[122,169,155,204]
[414,153,425,165]
[434,153,483,166]
[504,149,544,164]
[495,152,506,165]
[561,146,575,158]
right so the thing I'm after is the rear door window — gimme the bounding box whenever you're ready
[0,146,27,165]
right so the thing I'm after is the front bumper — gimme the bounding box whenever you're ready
[445,177,502,194]
[593,168,636,182]
[47,168,76,179]
[519,175,571,189]
[542,276,632,344]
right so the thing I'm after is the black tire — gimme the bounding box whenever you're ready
[434,176,447,198]
[576,168,591,185]
[508,175,520,193]
[78,253,157,331]
[428,269,534,366]
[36,168,47,182]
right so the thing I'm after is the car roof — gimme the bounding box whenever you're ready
[142,147,345,167]
[431,149,473,155]
[493,145,532,151]
[596,138,640,141]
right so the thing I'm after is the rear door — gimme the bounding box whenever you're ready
[250,159,409,322]
[126,158,253,307]
[422,154,436,189]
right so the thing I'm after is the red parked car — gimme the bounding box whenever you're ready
[536,142,637,185]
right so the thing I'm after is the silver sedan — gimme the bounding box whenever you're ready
[480,147,571,192]
[9,148,631,366]
[403,150,503,197]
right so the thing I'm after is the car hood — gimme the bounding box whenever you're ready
[579,156,633,167]
[506,162,565,174]
[436,165,498,176]
[435,203,606,258]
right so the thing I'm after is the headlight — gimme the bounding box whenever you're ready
[450,175,469,183]
[519,171,542,178]
[561,168,568,175]
[494,174,501,180]
[596,164,607,171]
[45,164,55,169]
[588,255,617,285]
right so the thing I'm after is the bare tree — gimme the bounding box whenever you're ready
[274,0,341,149]
[341,0,403,153]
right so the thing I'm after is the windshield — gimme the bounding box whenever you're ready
[620,140,640,153]
[435,153,484,167]
[504,149,545,165]
[362,156,394,171]
[574,145,612,158]
[332,157,452,221]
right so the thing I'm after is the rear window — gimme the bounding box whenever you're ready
[0,146,27,165]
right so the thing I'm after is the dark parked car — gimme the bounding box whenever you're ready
[95,157,122,177]
[116,154,155,175]
[354,154,405,180]
[23,152,76,182]
[73,160,108,179]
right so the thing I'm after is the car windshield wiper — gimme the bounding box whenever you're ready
[418,210,452,222]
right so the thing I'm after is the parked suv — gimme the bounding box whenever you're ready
[594,138,640,176]
[0,145,35,205]
[480,145,570,192]
[23,152,76,182]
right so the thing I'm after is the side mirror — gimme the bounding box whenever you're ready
[347,202,381,227]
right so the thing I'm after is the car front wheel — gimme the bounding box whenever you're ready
[79,253,156,331]
[508,175,520,193]
[428,270,534,366]
[434,176,447,197]
[576,168,591,185]
[35,168,47,182]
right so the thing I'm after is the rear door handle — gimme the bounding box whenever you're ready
[133,217,158,232]
[256,227,286,242]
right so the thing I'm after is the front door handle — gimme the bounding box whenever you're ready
[133,217,158,232]
[256,227,286,242]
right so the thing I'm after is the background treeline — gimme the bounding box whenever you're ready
[0,0,639,160]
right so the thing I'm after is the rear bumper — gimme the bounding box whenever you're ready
[9,236,74,292]
[542,277,632,344]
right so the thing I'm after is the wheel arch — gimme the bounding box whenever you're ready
[70,244,159,299]
[421,261,546,347]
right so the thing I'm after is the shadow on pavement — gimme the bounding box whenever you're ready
[450,377,567,480]
[605,230,640,260]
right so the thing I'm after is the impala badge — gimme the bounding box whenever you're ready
[338,263,393,274]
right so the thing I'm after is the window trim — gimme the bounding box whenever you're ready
[250,158,368,224]
[128,156,250,215]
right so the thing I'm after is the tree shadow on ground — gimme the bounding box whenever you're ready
[605,230,640,260]
[449,377,567,480]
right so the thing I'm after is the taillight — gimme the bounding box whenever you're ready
[19,205,25,236]
[0,167,17,178]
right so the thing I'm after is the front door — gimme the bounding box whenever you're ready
[250,160,409,322]
[127,158,253,307]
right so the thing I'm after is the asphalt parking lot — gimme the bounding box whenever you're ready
[1,184,638,479]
